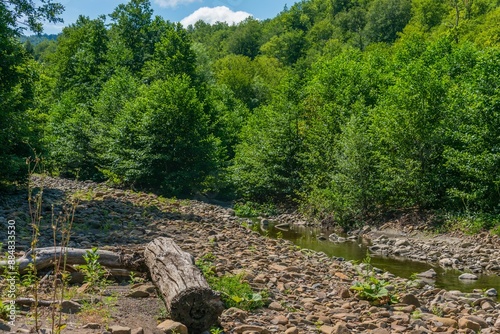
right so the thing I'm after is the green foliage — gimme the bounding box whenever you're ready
[0,0,64,35]
[211,274,267,310]
[0,25,40,185]
[49,15,109,99]
[105,75,219,196]
[4,0,500,231]
[231,75,303,202]
[233,201,277,217]
[196,253,267,311]
[77,248,110,293]
[350,253,398,305]
[45,91,98,180]
[0,300,8,320]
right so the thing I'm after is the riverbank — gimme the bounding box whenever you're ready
[1,176,500,333]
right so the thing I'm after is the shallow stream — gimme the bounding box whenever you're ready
[257,222,500,298]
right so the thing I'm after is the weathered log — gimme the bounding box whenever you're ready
[144,237,224,334]
[0,247,141,274]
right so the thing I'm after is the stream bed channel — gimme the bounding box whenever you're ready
[254,221,500,299]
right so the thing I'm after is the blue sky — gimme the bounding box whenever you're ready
[41,0,299,34]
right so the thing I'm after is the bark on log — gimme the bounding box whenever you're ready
[0,247,143,274]
[144,237,224,334]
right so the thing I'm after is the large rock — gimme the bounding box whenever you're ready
[458,273,478,280]
[458,318,481,332]
[431,316,458,328]
[60,300,82,314]
[461,315,488,329]
[233,325,270,334]
[401,293,421,307]
[109,325,131,334]
[157,320,188,334]
[416,269,437,279]
[320,323,350,334]
[285,327,299,334]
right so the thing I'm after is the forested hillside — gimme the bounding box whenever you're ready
[2,0,499,229]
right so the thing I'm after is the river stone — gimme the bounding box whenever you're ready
[495,316,500,329]
[431,317,458,328]
[417,269,437,279]
[458,273,478,280]
[462,315,488,328]
[369,329,390,334]
[458,318,481,331]
[157,320,188,334]
[268,301,284,311]
[109,325,131,334]
[485,288,498,297]
[61,300,82,314]
[439,258,455,266]
[284,327,298,334]
[127,289,150,298]
[320,323,350,334]
[394,239,410,247]
[233,325,270,334]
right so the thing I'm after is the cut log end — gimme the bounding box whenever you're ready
[171,287,224,333]
[144,237,224,333]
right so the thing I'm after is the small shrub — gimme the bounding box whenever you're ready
[211,274,267,310]
[196,253,267,310]
[233,201,276,217]
[76,248,110,295]
[350,252,398,305]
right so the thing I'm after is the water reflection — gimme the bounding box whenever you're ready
[259,222,500,298]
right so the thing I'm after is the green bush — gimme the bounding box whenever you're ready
[196,254,268,310]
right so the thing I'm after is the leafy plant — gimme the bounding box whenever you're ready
[196,253,267,310]
[233,201,277,217]
[0,300,8,320]
[77,248,110,295]
[350,276,397,305]
[210,326,224,334]
[350,252,398,305]
[211,274,267,310]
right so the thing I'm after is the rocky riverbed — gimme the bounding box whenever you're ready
[1,176,500,333]
[363,224,500,277]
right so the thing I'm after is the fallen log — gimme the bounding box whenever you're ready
[144,237,224,334]
[0,247,143,274]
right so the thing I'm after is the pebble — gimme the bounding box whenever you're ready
[458,273,478,280]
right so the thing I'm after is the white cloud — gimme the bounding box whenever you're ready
[180,6,252,27]
[154,0,201,8]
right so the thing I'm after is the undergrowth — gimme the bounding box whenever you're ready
[196,253,268,310]
[233,201,277,218]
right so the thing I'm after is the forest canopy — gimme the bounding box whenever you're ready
[1,0,499,229]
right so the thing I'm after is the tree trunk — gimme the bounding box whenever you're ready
[0,247,145,274]
[144,237,224,334]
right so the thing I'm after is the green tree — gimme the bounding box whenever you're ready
[142,22,197,82]
[1,0,64,35]
[107,0,154,73]
[231,76,303,202]
[105,76,218,196]
[49,15,108,99]
[364,0,412,44]
[44,90,98,179]
[443,47,500,212]
[213,54,256,109]
[224,17,262,59]
[0,0,63,184]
